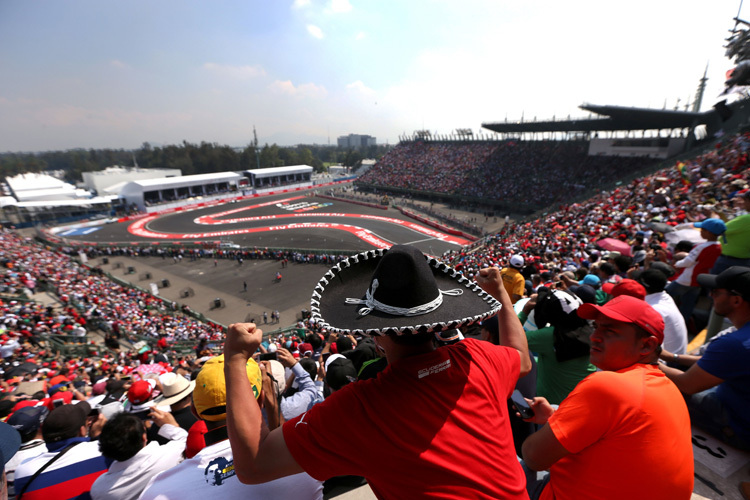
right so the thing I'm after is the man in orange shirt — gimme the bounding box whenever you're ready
[521,296,694,500]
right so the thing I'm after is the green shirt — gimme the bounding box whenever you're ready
[519,311,597,405]
[721,213,750,259]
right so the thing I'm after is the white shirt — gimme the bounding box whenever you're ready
[91,424,187,500]
[138,437,322,500]
[5,439,47,498]
[674,241,718,286]
[0,339,20,358]
[645,291,688,354]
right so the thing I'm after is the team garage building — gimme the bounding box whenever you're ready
[117,165,313,212]
[0,165,314,226]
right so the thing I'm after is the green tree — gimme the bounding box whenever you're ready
[260,144,281,168]
[343,149,362,167]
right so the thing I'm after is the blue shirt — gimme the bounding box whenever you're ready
[280,362,324,421]
[698,321,750,441]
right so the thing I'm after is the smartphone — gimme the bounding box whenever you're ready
[510,390,534,419]
[259,352,277,361]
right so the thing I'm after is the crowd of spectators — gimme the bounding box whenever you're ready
[464,140,657,207]
[358,141,499,194]
[73,244,349,267]
[1,231,226,348]
[358,139,660,209]
[443,132,750,281]
[0,131,749,499]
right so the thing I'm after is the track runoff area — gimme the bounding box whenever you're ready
[55,192,472,257]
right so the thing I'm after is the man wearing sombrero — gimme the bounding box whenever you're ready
[224,244,532,499]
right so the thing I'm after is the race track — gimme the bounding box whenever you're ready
[55,193,471,256]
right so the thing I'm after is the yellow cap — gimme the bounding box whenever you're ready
[193,354,262,422]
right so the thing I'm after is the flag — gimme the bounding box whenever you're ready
[676,162,691,186]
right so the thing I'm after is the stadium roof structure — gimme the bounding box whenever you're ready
[6,173,69,193]
[10,196,119,208]
[130,171,241,189]
[5,173,93,202]
[243,165,313,179]
[482,103,719,134]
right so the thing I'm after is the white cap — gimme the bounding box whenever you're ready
[510,255,524,268]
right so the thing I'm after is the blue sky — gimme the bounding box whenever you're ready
[0,0,743,152]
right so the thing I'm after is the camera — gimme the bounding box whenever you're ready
[259,352,277,361]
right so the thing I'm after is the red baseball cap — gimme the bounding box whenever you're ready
[578,295,664,344]
[127,380,154,405]
[42,391,73,412]
[601,279,647,300]
[299,343,314,356]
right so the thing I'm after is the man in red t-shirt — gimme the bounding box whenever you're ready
[521,296,693,500]
[223,245,532,499]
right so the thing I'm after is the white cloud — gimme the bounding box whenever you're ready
[269,80,296,95]
[292,0,310,8]
[269,80,327,98]
[109,59,129,69]
[330,0,352,13]
[346,80,375,96]
[202,63,266,80]
[306,24,324,39]
[355,31,365,41]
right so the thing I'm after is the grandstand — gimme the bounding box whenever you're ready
[358,46,750,216]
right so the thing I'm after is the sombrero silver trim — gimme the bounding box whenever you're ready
[309,246,501,336]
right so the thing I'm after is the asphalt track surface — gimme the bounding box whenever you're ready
[53,193,473,328]
[60,192,470,256]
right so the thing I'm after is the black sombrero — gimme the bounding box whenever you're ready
[310,244,502,336]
